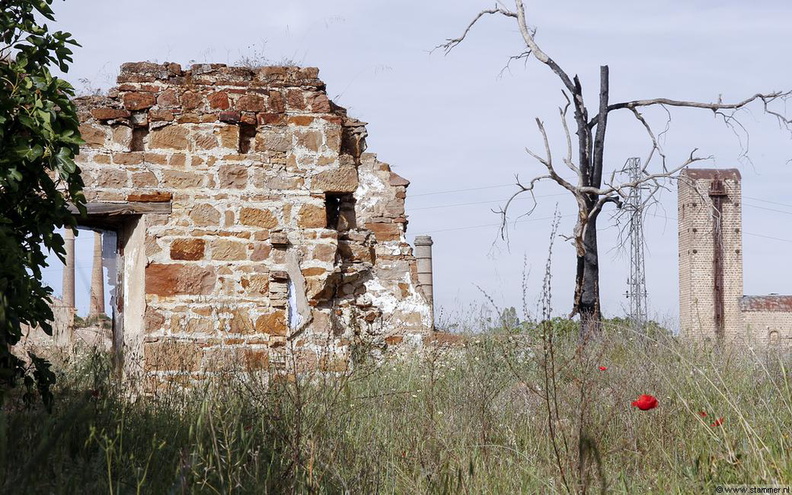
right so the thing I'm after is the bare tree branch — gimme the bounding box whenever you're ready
[603,91,792,121]
[435,6,516,55]
[445,0,792,337]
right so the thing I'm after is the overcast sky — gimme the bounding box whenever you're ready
[44,1,792,328]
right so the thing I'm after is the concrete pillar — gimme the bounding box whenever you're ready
[62,227,75,311]
[89,230,105,317]
[414,235,434,326]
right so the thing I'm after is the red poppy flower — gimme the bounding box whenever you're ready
[631,394,659,410]
[698,411,708,418]
[599,366,608,371]
[711,418,724,427]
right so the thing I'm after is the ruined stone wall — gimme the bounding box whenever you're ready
[74,62,431,382]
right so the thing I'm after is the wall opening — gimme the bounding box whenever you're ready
[325,193,356,230]
[238,123,256,154]
[130,127,149,152]
[48,214,147,374]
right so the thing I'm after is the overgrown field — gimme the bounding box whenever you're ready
[2,321,790,494]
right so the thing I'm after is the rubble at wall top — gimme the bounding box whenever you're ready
[116,62,325,89]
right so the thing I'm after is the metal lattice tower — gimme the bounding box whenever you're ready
[625,157,648,326]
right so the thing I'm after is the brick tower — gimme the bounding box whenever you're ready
[678,169,743,340]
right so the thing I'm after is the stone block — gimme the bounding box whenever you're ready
[288,115,314,126]
[170,238,206,261]
[91,107,130,120]
[302,266,327,277]
[242,349,269,370]
[307,93,332,113]
[96,168,128,188]
[149,108,174,122]
[144,307,165,334]
[297,203,326,229]
[295,129,322,152]
[267,90,285,113]
[240,207,278,228]
[189,204,221,226]
[210,239,247,261]
[169,153,187,167]
[193,132,219,150]
[256,311,287,336]
[145,235,162,258]
[241,273,269,294]
[112,152,144,166]
[236,94,267,112]
[79,124,107,148]
[146,263,217,297]
[157,88,179,107]
[218,125,239,149]
[123,92,156,111]
[257,113,286,126]
[319,355,348,372]
[181,91,203,111]
[286,89,305,110]
[389,172,410,187]
[218,111,241,123]
[149,125,189,149]
[270,231,289,247]
[312,166,358,193]
[162,170,202,189]
[258,129,290,153]
[130,171,158,188]
[312,243,338,263]
[365,222,402,241]
[218,164,248,189]
[184,317,214,335]
[207,91,230,110]
[145,340,202,371]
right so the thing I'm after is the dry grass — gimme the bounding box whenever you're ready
[0,321,790,494]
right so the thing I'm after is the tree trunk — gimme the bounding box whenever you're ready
[577,210,602,340]
[574,66,609,340]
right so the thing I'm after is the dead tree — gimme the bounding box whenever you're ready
[441,1,791,339]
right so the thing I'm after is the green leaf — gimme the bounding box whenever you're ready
[55,148,76,174]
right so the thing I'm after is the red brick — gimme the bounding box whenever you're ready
[127,191,172,202]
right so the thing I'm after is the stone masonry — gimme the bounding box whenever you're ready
[678,168,792,345]
[73,62,432,383]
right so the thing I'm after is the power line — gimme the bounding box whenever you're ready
[744,232,792,244]
[644,211,792,244]
[423,214,576,234]
[743,202,792,216]
[410,192,567,211]
[410,183,514,198]
[744,195,792,209]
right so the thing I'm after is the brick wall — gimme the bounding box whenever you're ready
[73,62,432,382]
[678,169,743,339]
[741,296,792,347]
[678,169,792,345]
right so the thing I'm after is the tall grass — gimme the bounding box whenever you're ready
[1,323,790,494]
